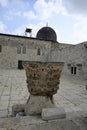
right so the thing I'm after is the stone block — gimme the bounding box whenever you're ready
[42,107,66,121]
[0,110,8,118]
[12,104,25,117]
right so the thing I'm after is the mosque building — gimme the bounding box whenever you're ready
[0,26,87,79]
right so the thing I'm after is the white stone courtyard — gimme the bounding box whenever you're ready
[0,69,87,119]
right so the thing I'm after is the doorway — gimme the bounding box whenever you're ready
[18,60,23,69]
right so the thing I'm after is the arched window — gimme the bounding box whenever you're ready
[37,48,40,55]
[22,46,26,54]
[17,46,21,54]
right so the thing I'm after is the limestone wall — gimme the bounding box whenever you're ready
[50,42,87,79]
[0,34,51,69]
[0,34,87,78]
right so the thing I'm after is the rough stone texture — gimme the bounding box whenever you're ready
[42,107,66,120]
[23,61,64,97]
[0,116,87,130]
[0,34,51,69]
[25,95,55,115]
[50,43,87,79]
[12,104,25,117]
[23,61,63,116]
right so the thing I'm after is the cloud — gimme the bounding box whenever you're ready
[1,0,30,19]
[8,0,29,10]
[62,0,87,15]
[5,11,21,20]
[75,31,87,43]
[74,16,87,42]
[1,0,66,23]
[10,11,21,17]
[33,0,65,21]
[0,21,7,32]
[23,11,37,20]
[12,26,26,36]
[61,0,87,43]
[21,0,66,23]
[0,0,8,7]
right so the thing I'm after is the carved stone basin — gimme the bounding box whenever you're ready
[23,62,64,96]
[23,61,64,115]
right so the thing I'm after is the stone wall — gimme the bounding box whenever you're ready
[50,42,87,79]
[0,34,51,69]
[0,34,87,78]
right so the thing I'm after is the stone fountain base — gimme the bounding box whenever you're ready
[25,95,55,115]
[12,61,64,117]
[12,101,66,121]
[12,95,56,117]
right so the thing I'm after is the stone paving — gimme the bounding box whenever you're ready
[0,69,87,118]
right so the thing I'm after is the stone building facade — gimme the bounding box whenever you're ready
[50,42,87,79]
[0,26,87,79]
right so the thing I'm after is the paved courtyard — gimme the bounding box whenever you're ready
[0,69,87,119]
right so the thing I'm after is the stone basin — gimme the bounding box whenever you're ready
[23,61,64,98]
[23,61,64,115]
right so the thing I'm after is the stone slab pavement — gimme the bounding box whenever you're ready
[0,69,87,119]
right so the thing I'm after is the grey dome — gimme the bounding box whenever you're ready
[36,27,57,41]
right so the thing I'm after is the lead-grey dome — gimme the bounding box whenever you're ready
[36,26,57,41]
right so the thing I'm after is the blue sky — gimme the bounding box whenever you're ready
[0,0,87,44]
